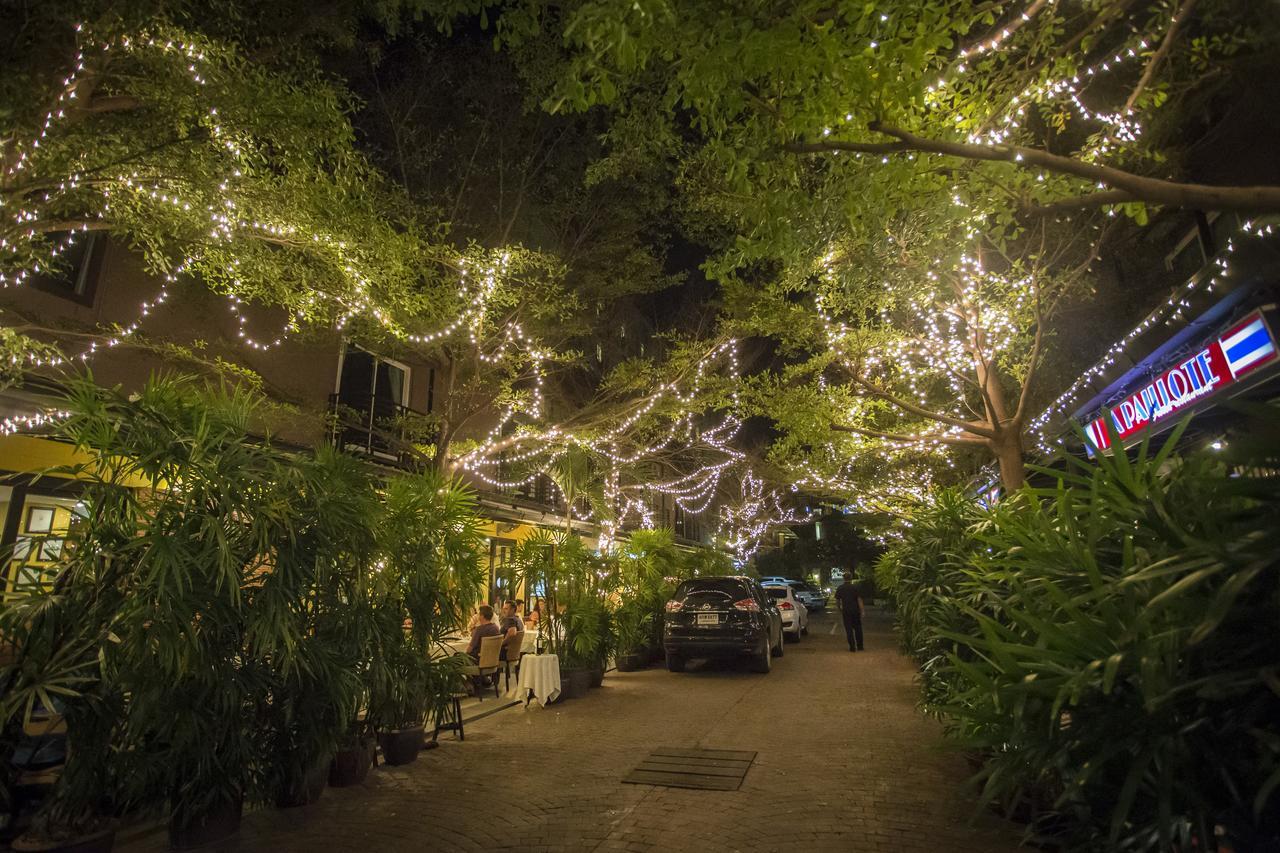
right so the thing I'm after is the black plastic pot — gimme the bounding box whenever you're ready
[615,652,646,672]
[275,760,328,808]
[168,796,242,850]
[588,665,605,688]
[560,668,591,700]
[378,726,424,766]
[11,828,115,853]
[329,739,375,787]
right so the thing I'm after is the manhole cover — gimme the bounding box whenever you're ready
[622,747,756,791]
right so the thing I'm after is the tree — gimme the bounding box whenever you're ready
[1,6,450,370]
[506,0,1280,495]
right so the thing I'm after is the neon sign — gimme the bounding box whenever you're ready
[1083,309,1278,452]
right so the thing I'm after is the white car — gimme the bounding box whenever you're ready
[762,583,809,640]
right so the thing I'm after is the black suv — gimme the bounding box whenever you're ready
[662,576,784,673]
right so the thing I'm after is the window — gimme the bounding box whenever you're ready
[336,345,409,408]
[30,232,104,306]
[332,345,412,458]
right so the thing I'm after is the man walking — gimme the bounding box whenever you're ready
[835,573,865,652]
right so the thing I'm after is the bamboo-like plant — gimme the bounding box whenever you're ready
[367,471,484,733]
[881,412,1280,851]
[253,447,377,804]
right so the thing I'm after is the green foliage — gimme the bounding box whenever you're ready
[0,373,489,832]
[879,415,1280,850]
[368,469,484,729]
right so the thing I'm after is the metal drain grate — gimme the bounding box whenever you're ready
[622,747,756,791]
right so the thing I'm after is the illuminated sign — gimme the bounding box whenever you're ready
[1083,309,1278,452]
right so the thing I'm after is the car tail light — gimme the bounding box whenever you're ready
[732,598,760,612]
[779,601,793,610]
[664,600,683,613]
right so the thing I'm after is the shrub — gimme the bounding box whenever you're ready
[881,415,1280,851]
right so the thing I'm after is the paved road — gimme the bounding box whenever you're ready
[122,609,1026,852]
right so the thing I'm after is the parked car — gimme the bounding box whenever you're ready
[762,583,809,639]
[791,581,828,611]
[663,576,784,673]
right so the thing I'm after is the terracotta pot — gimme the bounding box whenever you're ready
[329,739,375,787]
[11,828,115,853]
[275,760,328,808]
[377,726,424,766]
[168,796,242,850]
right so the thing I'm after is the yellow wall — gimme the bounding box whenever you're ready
[0,435,154,488]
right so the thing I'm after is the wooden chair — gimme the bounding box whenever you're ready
[501,631,525,692]
[460,634,503,700]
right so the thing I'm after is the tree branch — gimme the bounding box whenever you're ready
[830,422,988,447]
[1023,189,1140,214]
[793,122,1280,213]
[1014,282,1045,424]
[783,139,908,156]
[849,374,998,437]
[1124,0,1198,115]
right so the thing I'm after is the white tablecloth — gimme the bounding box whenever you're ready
[507,653,560,706]
[437,638,471,659]
[521,629,540,654]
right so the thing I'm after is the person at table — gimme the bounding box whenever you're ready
[466,605,502,661]
[497,601,525,661]
[500,600,524,637]
[466,603,496,633]
[524,600,541,627]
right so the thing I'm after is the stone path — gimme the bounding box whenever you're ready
[121,609,1026,852]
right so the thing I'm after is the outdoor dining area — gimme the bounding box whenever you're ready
[439,604,561,703]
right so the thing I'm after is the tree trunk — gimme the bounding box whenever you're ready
[993,432,1027,493]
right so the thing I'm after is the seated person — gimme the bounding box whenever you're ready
[466,605,502,661]
[524,604,540,627]
[498,601,524,660]
[466,604,496,633]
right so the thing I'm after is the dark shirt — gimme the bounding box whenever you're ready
[467,622,501,658]
[499,615,524,660]
[835,582,862,616]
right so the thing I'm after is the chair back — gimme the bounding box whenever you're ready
[502,631,524,663]
[477,634,504,668]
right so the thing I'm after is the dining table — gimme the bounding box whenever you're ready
[506,653,561,707]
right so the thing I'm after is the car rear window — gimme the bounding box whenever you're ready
[675,578,749,598]
[763,587,788,598]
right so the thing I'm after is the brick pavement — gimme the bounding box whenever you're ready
[120,609,1027,852]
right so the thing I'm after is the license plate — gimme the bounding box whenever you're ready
[696,613,719,626]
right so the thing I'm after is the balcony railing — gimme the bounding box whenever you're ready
[327,393,434,469]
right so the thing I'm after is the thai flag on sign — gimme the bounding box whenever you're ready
[1218,314,1278,379]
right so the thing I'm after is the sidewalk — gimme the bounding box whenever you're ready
[120,608,1026,852]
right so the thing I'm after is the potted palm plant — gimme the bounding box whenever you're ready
[258,449,375,805]
[369,471,483,763]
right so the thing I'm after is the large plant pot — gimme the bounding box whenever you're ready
[275,760,329,808]
[560,668,591,700]
[588,665,605,688]
[329,739,375,787]
[378,726,424,766]
[615,652,646,672]
[168,796,242,850]
[11,828,115,853]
